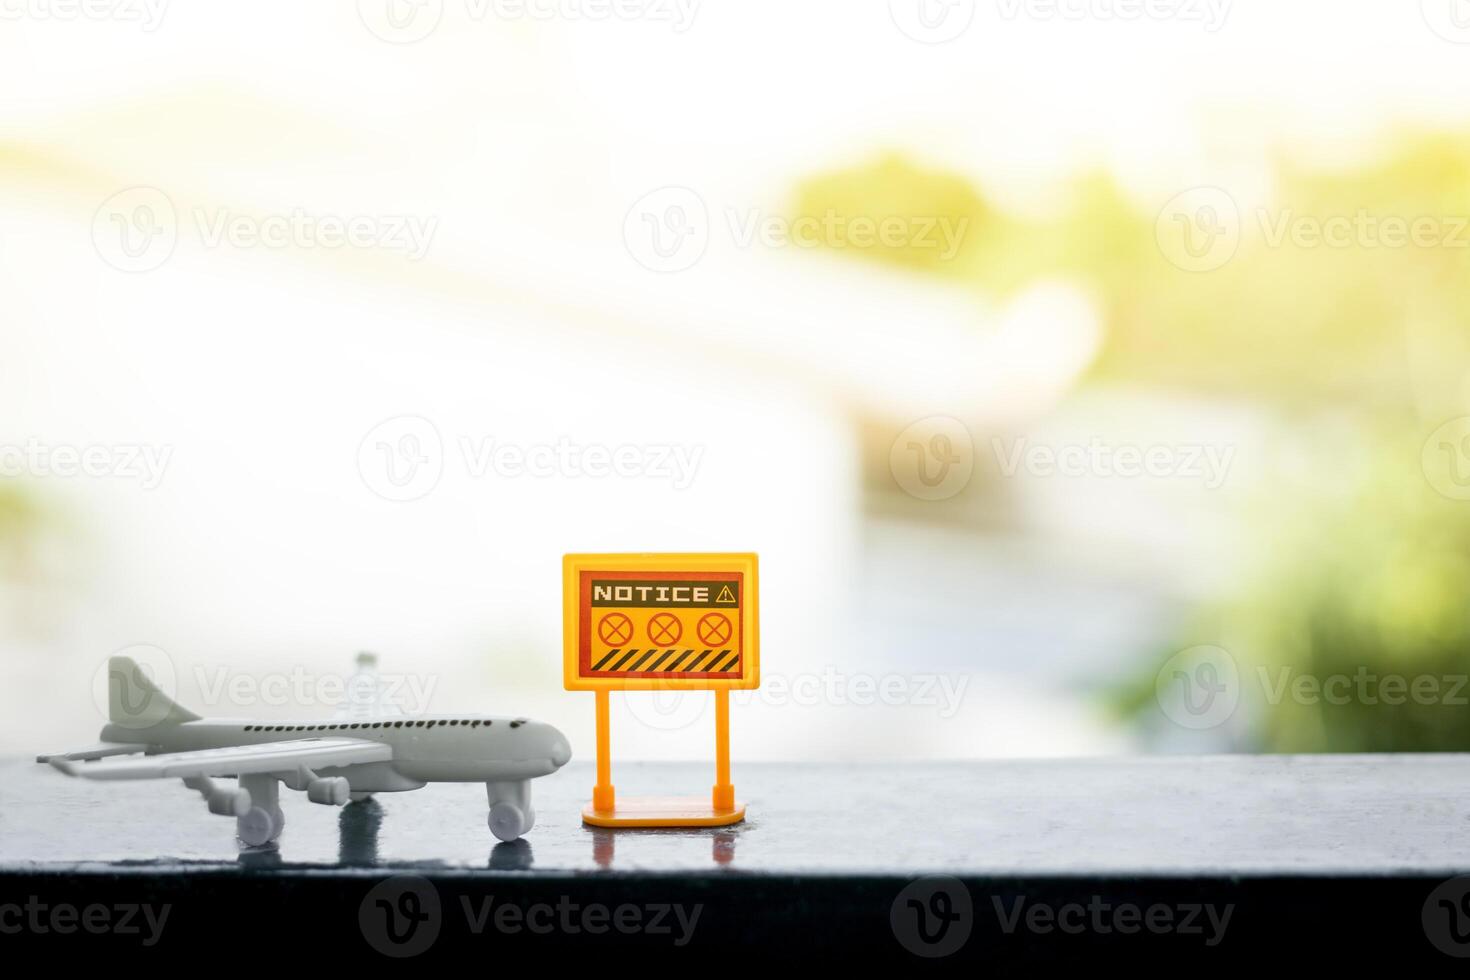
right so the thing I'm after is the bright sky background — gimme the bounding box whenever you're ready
[3,1,1469,760]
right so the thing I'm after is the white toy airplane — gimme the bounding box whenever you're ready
[37,656,572,846]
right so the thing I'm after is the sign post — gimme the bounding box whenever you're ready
[563,552,759,827]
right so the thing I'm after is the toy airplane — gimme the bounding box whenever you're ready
[37,656,572,845]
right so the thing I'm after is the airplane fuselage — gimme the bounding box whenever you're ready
[100,713,571,792]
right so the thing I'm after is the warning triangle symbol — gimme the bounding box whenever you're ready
[715,585,736,604]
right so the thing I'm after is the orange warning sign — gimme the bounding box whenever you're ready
[564,552,759,828]
[563,553,759,692]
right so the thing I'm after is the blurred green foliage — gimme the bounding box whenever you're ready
[1107,425,1470,752]
[0,483,42,579]
[1238,452,1470,752]
[797,138,1470,751]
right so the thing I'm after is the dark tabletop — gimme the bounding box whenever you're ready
[3,755,1467,963]
[5,755,1470,874]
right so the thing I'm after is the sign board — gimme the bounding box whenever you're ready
[563,553,759,691]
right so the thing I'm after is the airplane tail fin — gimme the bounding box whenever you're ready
[109,656,200,728]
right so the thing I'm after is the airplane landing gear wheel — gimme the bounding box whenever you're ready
[488,802,532,842]
[237,805,282,847]
[236,774,284,846]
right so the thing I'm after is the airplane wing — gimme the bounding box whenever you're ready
[45,737,391,780]
[37,741,150,763]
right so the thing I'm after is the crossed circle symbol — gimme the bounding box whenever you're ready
[647,612,682,646]
[697,613,732,647]
[597,613,633,647]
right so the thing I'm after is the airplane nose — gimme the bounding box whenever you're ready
[524,720,571,769]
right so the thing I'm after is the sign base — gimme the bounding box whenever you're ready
[582,796,746,828]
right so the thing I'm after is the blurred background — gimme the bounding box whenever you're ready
[4,1,1470,762]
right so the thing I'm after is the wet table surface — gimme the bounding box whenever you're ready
[3,754,1470,876]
